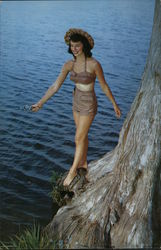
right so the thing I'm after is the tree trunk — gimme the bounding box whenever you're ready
[46,1,161,248]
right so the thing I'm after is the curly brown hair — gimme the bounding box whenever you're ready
[68,33,92,58]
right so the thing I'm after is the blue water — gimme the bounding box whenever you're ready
[0,0,154,240]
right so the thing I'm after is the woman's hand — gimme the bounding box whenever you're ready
[31,103,43,112]
[113,104,121,118]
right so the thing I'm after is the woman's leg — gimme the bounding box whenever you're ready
[73,111,88,169]
[78,135,88,169]
[63,112,95,186]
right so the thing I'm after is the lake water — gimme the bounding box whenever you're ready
[0,0,154,240]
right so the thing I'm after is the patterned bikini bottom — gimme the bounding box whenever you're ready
[72,87,97,116]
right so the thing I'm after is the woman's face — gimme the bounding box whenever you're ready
[70,41,83,57]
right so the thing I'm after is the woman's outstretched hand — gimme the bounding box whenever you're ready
[113,104,121,118]
[31,103,42,112]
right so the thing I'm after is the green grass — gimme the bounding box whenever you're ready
[50,171,63,185]
[0,224,58,250]
[49,171,66,206]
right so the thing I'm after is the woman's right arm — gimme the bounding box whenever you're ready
[32,61,71,112]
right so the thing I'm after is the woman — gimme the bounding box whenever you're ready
[32,28,121,187]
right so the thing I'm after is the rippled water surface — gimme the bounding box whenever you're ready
[0,0,154,240]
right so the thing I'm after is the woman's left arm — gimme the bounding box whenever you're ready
[94,61,121,118]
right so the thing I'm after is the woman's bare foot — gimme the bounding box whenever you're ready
[63,169,77,187]
[77,166,89,182]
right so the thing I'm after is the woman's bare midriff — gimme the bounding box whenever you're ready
[76,82,95,92]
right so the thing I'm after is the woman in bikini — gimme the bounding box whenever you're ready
[32,28,121,187]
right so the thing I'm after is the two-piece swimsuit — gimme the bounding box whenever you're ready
[70,58,98,116]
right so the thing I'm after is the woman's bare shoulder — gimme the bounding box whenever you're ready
[89,57,101,69]
[63,60,74,71]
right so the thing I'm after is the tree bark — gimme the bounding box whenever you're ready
[46,0,161,248]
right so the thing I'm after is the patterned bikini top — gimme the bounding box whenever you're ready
[70,58,96,84]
